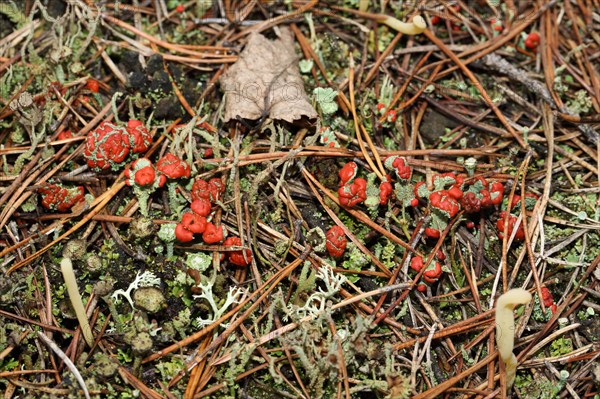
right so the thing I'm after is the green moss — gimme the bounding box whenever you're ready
[337,210,371,243]
[514,372,560,399]
[341,244,370,282]
[549,337,573,357]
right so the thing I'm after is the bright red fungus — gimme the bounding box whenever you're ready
[338,177,367,207]
[125,120,153,154]
[423,262,443,283]
[224,236,252,266]
[379,178,393,205]
[488,181,504,206]
[180,212,207,234]
[207,178,225,202]
[38,184,85,212]
[125,158,165,188]
[540,287,557,313]
[83,121,130,170]
[57,130,74,140]
[190,178,210,202]
[429,190,460,218]
[135,165,157,186]
[338,162,358,185]
[156,153,191,180]
[410,256,423,272]
[385,156,412,180]
[525,32,540,49]
[86,79,100,93]
[425,227,441,239]
[191,177,225,203]
[496,211,525,241]
[202,222,226,244]
[191,198,212,217]
[325,226,347,258]
[175,223,195,242]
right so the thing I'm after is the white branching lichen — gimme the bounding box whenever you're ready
[193,273,245,327]
[112,271,161,308]
[288,264,346,319]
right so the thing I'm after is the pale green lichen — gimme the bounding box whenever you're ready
[283,264,345,320]
[157,223,177,258]
[566,89,593,115]
[313,87,338,115]
[341,244,369,278]
[291,261,317,305]
[0,1,27,27]
[185,252,211,273]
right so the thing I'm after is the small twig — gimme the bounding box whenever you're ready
[37,332,90,399]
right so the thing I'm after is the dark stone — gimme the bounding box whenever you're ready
[419,109,459,144]
[146,54,165,75]
[154,96,183,120]
[121,51,143,74]
[148,70,172,94]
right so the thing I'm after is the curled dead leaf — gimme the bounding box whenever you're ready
[220,27,317,124]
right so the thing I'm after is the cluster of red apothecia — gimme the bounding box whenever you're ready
[37,118,251,267]
[429,5,541,52]
[323,157,538,292]
[174,177,251,267]
[38,119,156,213]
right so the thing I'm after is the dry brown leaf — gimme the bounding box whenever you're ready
[220,27,317,124]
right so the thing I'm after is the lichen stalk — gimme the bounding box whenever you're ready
[382,15,427,35]
[495,288,532,392]
[60,257,94,347]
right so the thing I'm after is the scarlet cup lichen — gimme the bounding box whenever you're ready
[325,226,347,258]
[338,178,367,207]
[125,120,153,154]
[38,184,85,212]
[223,236,252,266]
[156,153,191,207]
[125,158,166,216]
[83,121,130,170]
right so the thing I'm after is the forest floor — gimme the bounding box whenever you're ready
[0,1,599,398]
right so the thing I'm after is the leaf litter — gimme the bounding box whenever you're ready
[0,1,599,399]
[220,27,317,124]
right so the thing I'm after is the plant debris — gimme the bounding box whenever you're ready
[0,1,599,399]
[220,27,317,123]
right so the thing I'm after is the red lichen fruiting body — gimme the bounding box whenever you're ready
[38,184,85,212]
[175,223,195,242]
[425,227,440,239]
[496,211,525,241]
[338,178,367,207]
[429,190,460,218]
[83,121,130,170]
[156,153,191,180]
[423,261,442,283]
[224,236,252,266]
[338,162,358,185]
[379,180,393,205]
[207,178,225,202]
[525,32,540,49]
[191,198,212,217]
[191,178,210,202]
[125,120,153,154]
[202,222,226,244]
[180,212,207,234]
[325,225,347,258]
[410,256,423,272]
